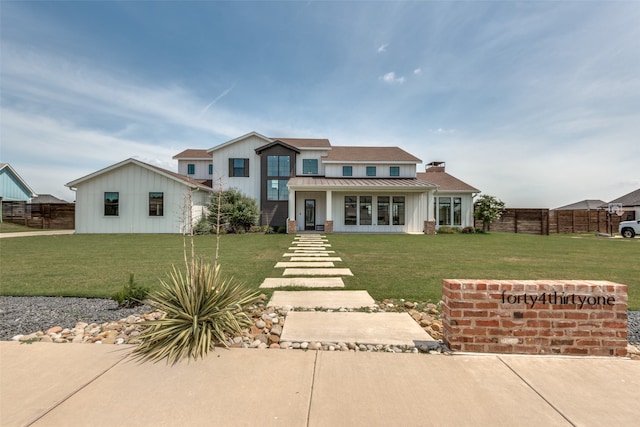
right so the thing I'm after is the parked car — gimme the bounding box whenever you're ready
[619,220,640,238]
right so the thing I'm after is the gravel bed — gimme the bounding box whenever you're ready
[0,296,151,341]
[1,296,639,344]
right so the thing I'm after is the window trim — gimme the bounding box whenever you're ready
[149,192,164,217]
[104,192,119,216]
[229,158,249,177]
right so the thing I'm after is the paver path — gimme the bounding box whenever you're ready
[262,234,436,347]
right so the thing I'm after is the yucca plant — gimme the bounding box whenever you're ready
[132,257,261,364]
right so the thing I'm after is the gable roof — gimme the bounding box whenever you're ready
[172,149,210,159]
[416,168,480,192]
[273,138,331,149]
[323,146,421,163]
[32,194,69,204]
[554,199,606,210]
[608,188,640,207]
[255,140,301,154]
[0,163,37,198]
[66,158,214,192]
[207,131,272,153]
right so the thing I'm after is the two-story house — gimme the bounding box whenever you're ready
[194,131,479,233]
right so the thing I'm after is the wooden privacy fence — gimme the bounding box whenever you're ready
[2,201,75,229]
[475,208,623,235]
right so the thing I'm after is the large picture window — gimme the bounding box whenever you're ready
[392,196,405,225]
[267,179,289,201]
[360,196,372,225]
[344,196,357,225]
[229,158,249,177]
[438,197,452,225]
[453,197,462,226]
[104,192,119,216]
[267,155,290,177]
[303,159,318,175]
[149,192,164,216]
[377,196,389,225]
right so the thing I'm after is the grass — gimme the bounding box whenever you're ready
[0,222,37,233]
[1,232,638,309]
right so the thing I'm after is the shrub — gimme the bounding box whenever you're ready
[132,258,261,364]
[277,226,286,234]
[461,226,476,234]
[437,226,459,234]
[208,189,259,233]
[112,273,149,308]
[193,216,213,235]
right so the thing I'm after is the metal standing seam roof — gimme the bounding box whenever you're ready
[288,177,437,190]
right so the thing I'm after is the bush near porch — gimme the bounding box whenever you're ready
[0,232,638,310]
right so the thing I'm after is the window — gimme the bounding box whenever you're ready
[229,158,249,177]
[344,196,357,225]
[378,196,390,225]
[267,179,289,201]
[149,192,164,216]
[392,197,405,225]
[438,197,451,226]
[267,155,290,177]
[390,166,400,177]
[104,192,119,216]
[366,166,376,177]
[187,164,195,175]
[360,196,372,225]
[342,166,353,177]
[208,164,213,175]
[303,159,318,175]
[453,197,462,226]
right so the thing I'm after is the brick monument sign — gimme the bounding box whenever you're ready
[442,280,628,357]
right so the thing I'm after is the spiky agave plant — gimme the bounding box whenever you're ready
[132,257,260,364]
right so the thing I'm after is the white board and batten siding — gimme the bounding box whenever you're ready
[210,134,266,198]
[74,163,211,234]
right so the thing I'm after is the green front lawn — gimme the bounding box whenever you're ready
[1,232,638,309]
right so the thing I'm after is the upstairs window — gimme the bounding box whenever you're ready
[390,166,400,177]
[104,192,119,216]
[208,164,213,175]
[342,166,353,177]
[187,164,195,175]
[303,159,318,175]
[366,166,376,177]
[149,192,164,216]
[267,155,290,177]
[229,158,249,177]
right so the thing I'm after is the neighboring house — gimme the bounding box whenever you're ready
[605,188,640,221]
[32,194,69,204]
[1,163,37,223]
[0,163,36,203]
[66,158,214,233]
[184,132,480,233]
[416,162,480,229]
[554,200,607,211]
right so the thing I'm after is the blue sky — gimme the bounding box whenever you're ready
[1,1,638,207]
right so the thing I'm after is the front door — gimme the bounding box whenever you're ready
[305,199,316,231]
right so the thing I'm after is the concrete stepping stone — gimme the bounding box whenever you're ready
[291,243,332,247]
[290,257,342,262]
[267,290,375,309]
[259,277,345,289]
[280,311,436,347]
[283,268,353,276]
[275,262,335,268]
[288,248,335,252]
[283,253,331,257]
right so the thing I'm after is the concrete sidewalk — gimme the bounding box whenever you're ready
[0,230,74,239]
[1,342,638,427]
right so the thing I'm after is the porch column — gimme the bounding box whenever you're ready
[325,190,332,220]
[287,189,296,233]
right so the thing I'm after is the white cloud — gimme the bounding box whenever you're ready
[413,68,422,75]
[377,43,388,53]
[379,71,405,84]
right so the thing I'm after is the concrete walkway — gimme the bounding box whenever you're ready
[1,342,638,427]
[0,230,74,238]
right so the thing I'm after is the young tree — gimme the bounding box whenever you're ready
[474,194,506,232]
[207,189,259,233]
